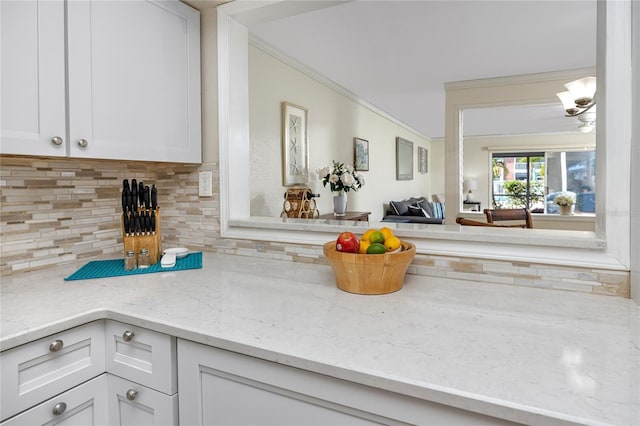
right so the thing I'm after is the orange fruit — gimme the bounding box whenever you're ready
[380,227,394,241]
[359,240,371,254]
[361,228,377,242]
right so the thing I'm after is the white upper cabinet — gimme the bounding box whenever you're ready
[66,0,201,162]
[0,0,67,156]
[1,0,201,163]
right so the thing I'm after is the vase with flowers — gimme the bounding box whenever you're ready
[318,161,365,216]
[553,192,576,215]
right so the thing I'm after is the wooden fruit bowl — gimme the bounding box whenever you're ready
[323,240,416,295]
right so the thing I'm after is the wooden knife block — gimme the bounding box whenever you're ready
[122,208,162,265]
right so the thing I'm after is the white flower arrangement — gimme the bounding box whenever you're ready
[553,192,576,206]
[318,161,365,193]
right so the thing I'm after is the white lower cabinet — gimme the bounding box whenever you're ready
[0,321,106,420]
[177,339,518,426]
[1,375,108,426]
[107,374,178,426]
[1,321,177,426]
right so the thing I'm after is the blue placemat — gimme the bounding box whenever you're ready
[64,252,202,281]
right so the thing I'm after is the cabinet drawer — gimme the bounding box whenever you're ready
[107,374,178,426]
[1,374,108,426]
[0,321,105,421]
[105,320,176,395]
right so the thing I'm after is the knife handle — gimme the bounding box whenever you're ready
[131,182,138,202]
[144,186,150,210]
[144,212,151,234]
[150,211,156,234]
[123,213,130,235]
[121,190,128,212]
[151,185,157,210]
[134,213,141,235]
[138,182,145,207]
[128,194,135,213]
[123,179,130,191]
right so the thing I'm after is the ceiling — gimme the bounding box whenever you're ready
[245,0,597,138]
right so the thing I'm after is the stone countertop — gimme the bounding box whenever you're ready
[1,253,638,425]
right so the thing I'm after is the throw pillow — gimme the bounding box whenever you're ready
[407,205,428,217]
[430,202,445,219]
[415,199,433,217]
[389,199,413,216]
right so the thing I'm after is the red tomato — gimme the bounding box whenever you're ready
[336,232,360,253]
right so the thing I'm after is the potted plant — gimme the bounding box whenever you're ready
[553,192,576,215]
[317,161,365,216]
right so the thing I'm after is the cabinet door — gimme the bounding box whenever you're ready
[178,339,520,426]
[0,321,106,421]
[66,0,201,163]
[178,340,389,426]
[107,374,178,426]
[0,375,108,426]
[0,0,66,156]
[105,320,177,395]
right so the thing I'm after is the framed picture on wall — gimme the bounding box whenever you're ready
[418,146,428,173]
[281,102,309,186]
[396,137,413,180]
[354,137,369,171]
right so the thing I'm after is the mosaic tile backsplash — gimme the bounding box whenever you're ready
[0,155,629,297]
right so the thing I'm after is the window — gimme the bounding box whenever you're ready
[491,150,596,214]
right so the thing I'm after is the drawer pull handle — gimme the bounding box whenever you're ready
[122,330,135,342]
[49,339,64,352]
[52,402,67,415]
[126,389,137,401]
[51,136,63,146]
[77,139,88,148]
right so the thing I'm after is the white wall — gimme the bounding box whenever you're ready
[248,45,433,221]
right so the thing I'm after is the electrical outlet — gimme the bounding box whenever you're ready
[198,171,213,197]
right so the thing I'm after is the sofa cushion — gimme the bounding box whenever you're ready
[407,205,429,217]
[389,199,413,216]
[430,202,445,219]
[412,198,433,217]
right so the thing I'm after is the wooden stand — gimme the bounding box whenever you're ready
[281,187,319,218]
[122,208,162,265]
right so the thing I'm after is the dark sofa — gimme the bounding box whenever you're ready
[382,197,445,224]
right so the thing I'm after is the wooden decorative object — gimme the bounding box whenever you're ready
[122,208,162,265]
[281,187,319,218]
[323,241,415,294]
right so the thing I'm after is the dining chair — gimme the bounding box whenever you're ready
[484,208,534,228]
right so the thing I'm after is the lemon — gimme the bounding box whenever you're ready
[359,240,371,254]
[385,235,402,252]
[379,227,394,241]
[366,242,387,254]
[361,228,377,242]
[369,231,385,244]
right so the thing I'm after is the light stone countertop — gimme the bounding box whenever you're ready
[1,252,638,425]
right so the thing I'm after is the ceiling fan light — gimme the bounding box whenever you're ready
[564,76,596,105]
[557,91,579,114]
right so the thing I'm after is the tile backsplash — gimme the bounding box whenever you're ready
[0,155,630,297]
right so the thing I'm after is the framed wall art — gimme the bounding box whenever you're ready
[354,137,369,171]
[396,137,413,180]
[418,146,428,173]
[281,102,309,186]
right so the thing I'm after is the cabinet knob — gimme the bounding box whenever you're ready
[122,330,135,342]
[77,139,88,148]
[49,339,64,352]
[126,389,137,401]
[52,402,67,415]
[51,136,63,146]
